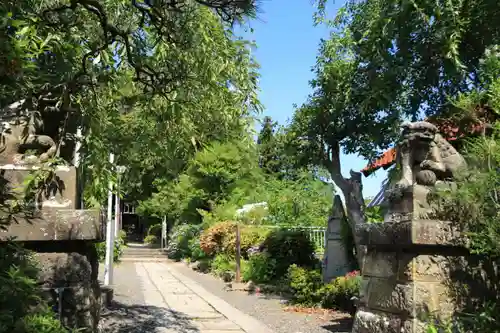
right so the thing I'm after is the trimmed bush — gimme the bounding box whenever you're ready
[188,238,208,261]
[260,229,316,278]
[221,226,269,259]
[287,264,324,306]
[210,253,236,280]
[144,234,158,245]
[199,221,236,256]
[242,252,276,283]
[321,270,361,314]
[95,229,127,263]
[147,224,162,238]
[166,224,201,260]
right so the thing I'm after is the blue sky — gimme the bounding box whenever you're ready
[235,0,387,199]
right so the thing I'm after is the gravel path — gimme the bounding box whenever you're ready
[168,261,353,333]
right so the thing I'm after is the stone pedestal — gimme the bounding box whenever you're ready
[351,121,480,333]
[0,165,104,332]
[352,218,467,333]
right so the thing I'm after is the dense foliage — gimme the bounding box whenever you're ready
[0,242,72,333]
[95,230,127,263]
[0,0,261,208]
[139,132,334,228]
[282,0,500,268]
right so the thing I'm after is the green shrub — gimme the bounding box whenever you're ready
[199,221,236,256]
[95,229,127,263]
[242,252,276,283]
[287,264,324,306]
[210,253,235,280]
[260,229,316,277]
[147,224,162,238]
[320,270,361,314]
[16,312,74,333]
[199,222,269,259]
[188,238,207,261]
[166,224,201,260]
[0,242,71,333]
[144,235,158,245]
[223,227,269,259]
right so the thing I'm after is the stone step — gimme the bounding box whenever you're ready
[123,250,164,256]
[120,256,170,262]
[122,248,164,254]
[121,254,167,259]
[119,243,170,262]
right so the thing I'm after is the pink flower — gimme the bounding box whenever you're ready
[345,270,360,278]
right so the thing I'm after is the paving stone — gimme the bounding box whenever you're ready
[100,261,274,333]
[193,318,242,330]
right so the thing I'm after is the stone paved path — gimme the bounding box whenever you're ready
[99,262,274,333]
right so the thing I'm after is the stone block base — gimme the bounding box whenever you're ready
[100,285,114,308]
[352,250,457,333]
[35,247,101,332]
[352,308,428,333]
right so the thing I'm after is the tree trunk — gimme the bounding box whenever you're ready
[327,160,367,271]
[340,171,367,270]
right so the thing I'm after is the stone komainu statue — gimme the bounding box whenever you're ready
[384,121,467,218]
[0,115,56,165]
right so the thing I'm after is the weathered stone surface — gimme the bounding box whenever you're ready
[323,195,351,282]
[359,219,466,248]
[35,252,101,332]
[365,279,413,314]
[352,308,402,333]
[36,252,92,285]
[383,121,466,220]
[398,254,451,282]
[0,113,57,165]
[0,165,103,241]
[363,251,397,278]
[401,319,428,333]
[358,277,371,305]
[1,209,103,241]
[0,165,77,207]
[353,122,473,333]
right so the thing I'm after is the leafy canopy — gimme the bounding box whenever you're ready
[1,0,261,206]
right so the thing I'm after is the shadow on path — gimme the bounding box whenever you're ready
[100,301,200,333]
[321,317,353,333]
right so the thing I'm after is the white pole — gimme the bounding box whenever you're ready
[161,216,167,251]
[74,126,84,209]
[73,127,82,167]
[104,153,115,286]
[114,174,120,238]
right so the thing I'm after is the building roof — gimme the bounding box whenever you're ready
[361,119,488,177]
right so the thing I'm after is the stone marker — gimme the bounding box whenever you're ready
[322,195,351,282]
